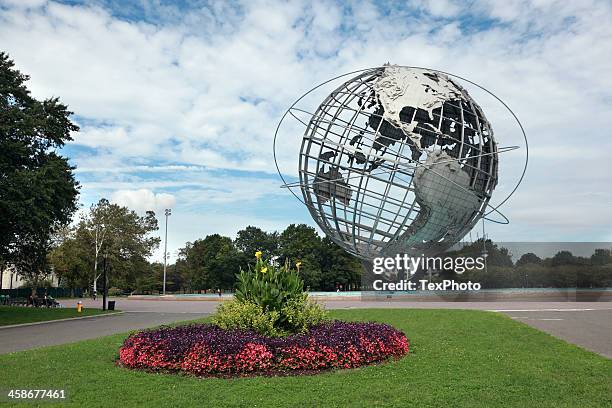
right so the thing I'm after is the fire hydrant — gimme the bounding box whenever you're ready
[77,301,83,313]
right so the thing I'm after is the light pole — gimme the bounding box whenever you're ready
[162,208,171,295]
[102,252,108,311]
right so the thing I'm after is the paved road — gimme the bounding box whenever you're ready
[72,297,220,313]
[0,311,208,354]
[1,298,610,357]
[63,297,612,313]
[503,309,612,358]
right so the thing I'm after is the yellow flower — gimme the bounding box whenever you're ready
[260,267,268,274]
[255,251,262,259]
[296,261,302,269]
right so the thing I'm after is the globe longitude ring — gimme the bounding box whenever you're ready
[273,65,528,261]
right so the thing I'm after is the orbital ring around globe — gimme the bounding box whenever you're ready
[273,66,528,218]
[273,65,528,260]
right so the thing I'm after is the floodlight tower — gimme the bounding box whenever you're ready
[162,208,172,295]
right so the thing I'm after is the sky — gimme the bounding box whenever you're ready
[1,0,611,263]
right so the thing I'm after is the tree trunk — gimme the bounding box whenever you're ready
[93,259,99,293]
[0,262,5,290]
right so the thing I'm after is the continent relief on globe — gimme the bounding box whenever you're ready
[310,66,496,253]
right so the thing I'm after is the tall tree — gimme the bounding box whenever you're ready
[452,239,513,267]
[81,199,111,293]
[11,233,53,295]
[591,249,612,266]
[516,252,542,266]
[48,229,91,291]
[235,226,279,259]
[0,51,79,288]
[551,250,578,267]
[73,199,160,293]
[279,224,323,289]
[177,234,243,291]
[279,224,322,260]
[319,236,362,291]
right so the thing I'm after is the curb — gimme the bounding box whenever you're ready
[0,311,125,330]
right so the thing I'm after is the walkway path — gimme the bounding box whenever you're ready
[0,310,207,354]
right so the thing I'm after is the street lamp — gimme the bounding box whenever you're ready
[102,252,108,311]
[162,208,172,295]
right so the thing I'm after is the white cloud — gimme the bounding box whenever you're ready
[110,189,176,214]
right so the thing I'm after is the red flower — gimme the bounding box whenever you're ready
[118,322,409,376]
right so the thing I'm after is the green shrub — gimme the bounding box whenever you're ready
[282,297,329,334]
[235,255,306,329]
[214,252,330,336]
[212,299,283,337]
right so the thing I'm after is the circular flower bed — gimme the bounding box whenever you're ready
[119,321,409,377]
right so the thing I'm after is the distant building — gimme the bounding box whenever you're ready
[0,265,60,290]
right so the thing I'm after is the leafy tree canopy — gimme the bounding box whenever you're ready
[516,252,542,266]
[0,52,79,288]
[176,234,245,291]
[49,199,160,292]
[590,249,612,266]
[235,226,279,259]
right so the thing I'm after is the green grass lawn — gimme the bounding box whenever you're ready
[0,306,113,326]
[0,309,610,407]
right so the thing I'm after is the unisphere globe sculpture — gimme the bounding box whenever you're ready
[295,65,499,261]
